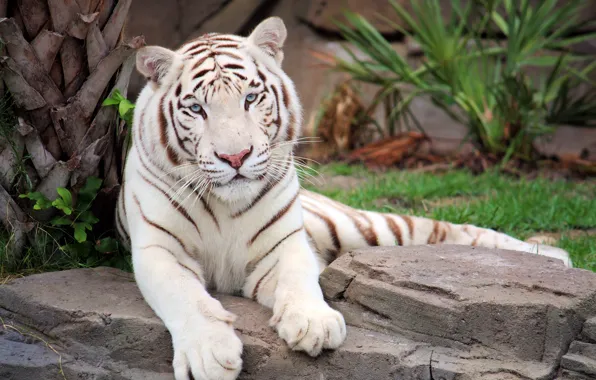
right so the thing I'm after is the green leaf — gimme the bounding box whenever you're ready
[52,198,73,215]
[20,191,53,210]
[78,176,102,211]
[79,176,102,198]
[79,210,99,225]
[56,187,72,206]
[102,97,120,106]
[73,223,88,243]
[95,237,119,253]
[118,99,135,119]
[51,216,72,226]
[102,89,125,106]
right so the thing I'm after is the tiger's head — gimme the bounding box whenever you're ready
[134,17,301,203]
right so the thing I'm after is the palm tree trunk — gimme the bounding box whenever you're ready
[0,0,143,265]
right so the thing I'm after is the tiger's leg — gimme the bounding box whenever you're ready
[243,226,346,356]
[132,243,243,380]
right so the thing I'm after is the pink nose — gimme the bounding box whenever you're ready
[216,147,252,169]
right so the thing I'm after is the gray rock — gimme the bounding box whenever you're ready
[560,354,596,377]
[568,341,596,359]
[556,369,595,380]
[582,317,596,342]
[321,245,596,363]
[1,245,596,379]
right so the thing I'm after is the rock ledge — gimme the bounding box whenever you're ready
[1,245,596,380]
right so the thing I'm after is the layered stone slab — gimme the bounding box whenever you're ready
[2,245,596,379]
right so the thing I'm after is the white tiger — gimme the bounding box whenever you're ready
[117,17,571,380]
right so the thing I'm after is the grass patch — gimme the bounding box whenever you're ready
[305,163,596,271]
[0,226,132,281]
[559,234,596,271]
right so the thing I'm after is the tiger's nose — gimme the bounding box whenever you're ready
[216,147,252,169]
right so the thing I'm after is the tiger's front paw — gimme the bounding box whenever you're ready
[171,318,243,380]
[270,299,346,356]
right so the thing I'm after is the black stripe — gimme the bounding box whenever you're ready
[256,93,267,106]
[257,70,267,83]
[116,209,130,242]
[232,72,247,81]
[214,43,240,49]
[252,260,278,300]
[200,198,220,232]
[355,212,379,246]
[116,183,130,242]
[215,51,243,60]
[187,47,209,57]
[232,160,291,218]
[182,41,209,53]
[140,244,205,284]
[281,83,290,108]
[307,192,378,246]
[248,227,302,274]
[384,215,403,246]
[191,55,212,70]
[270,85,282,141]
[158,96,180,165]
[249,192,299,246]
[210,36,241,42]
[138,171,201,238]
[286,112,296,142]
[132,193,192,256]
[193,68,213,80]
[223,63,244,70]
[133,116,207,221]
[401,215,415,240]
[168,101,194,156]
[302,204,341,253]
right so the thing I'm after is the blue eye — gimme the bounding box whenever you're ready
[245,93,257,103]
[190,104,202,113]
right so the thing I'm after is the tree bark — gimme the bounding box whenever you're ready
[0,0,144,267]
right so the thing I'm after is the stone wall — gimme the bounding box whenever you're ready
[2,246,596,379]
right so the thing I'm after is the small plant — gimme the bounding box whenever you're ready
[18,177,126,270]
[328,0,596,162]
[102,89,135,126]
[103,89,135,162]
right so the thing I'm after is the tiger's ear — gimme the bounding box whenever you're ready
[136,46,180,87]
[248,17,287,65]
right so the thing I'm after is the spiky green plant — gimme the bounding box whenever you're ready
[329,0,596,161]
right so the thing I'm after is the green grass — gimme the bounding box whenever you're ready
[2,163,594,276]
[303,163,596,271]
[0,226,132,280]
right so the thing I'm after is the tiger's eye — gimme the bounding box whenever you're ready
[190,104,202,113]
[245,93,257,103]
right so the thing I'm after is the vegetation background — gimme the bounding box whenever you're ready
[0,0,594,277]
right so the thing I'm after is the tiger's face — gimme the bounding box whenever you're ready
[135,18,300,202]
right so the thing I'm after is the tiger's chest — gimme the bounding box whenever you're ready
[190,202,266,292]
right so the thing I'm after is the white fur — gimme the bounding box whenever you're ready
[120,18,345,380]
[118,17,571,380]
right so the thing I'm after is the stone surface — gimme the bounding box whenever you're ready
[2,246,596,379]
[561,353,596,377]
[560,339,596,378]
[556,370,595,380]
[320,245,596,363]
[583,317,596,342]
